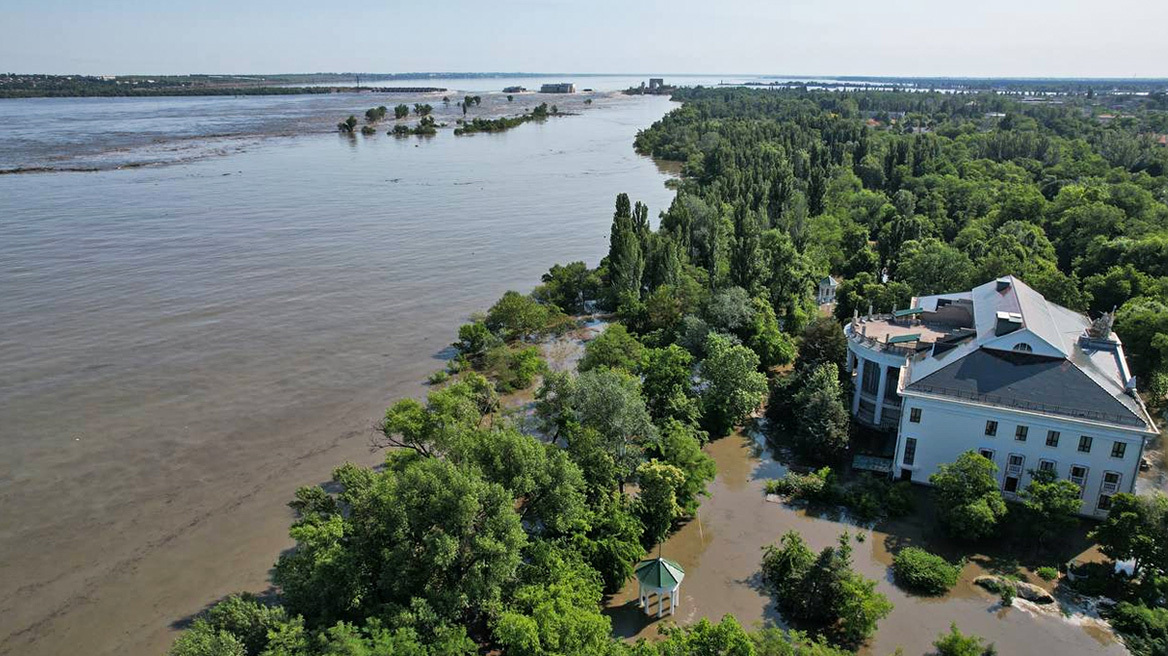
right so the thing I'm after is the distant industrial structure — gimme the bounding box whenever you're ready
[623,78,675,96]
[539,82,576,94]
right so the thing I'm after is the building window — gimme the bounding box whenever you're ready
[909,408,921,423]
[1013,343,1033,353]
[903,437,917,466]
[1078,435,1093,453]
[1015,425,1028,441]
[985,420,998,437]
[978,448,995,462]
[1099,472,1122,511]
[1111,442,1127,459]
[1046,430,1060,447]
[861,360,880,395]
[1004,454,1025,493]
[1069,465,1088,498]
[1038,459,1057,475]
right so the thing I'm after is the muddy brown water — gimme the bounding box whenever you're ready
[605,431,1127,655]
[0,94,678,656]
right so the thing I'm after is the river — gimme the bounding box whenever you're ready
[0,81,680,656]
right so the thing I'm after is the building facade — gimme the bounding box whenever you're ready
[844,276,1158,517]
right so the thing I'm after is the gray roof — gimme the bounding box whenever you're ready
[906,349,1148,428]
[971,276,1067,355]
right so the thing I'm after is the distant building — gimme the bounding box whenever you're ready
[540,83,576,94]
[844,276,1157,517]
[649,78,664,90]
[502,86,526,93]
[817,276,839,305]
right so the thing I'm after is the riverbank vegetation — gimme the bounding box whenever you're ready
[453,102,559,135]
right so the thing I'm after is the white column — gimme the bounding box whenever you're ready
[873,363,887,425]
[657,590,664,618]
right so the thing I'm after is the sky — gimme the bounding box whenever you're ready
[4,0,1167,78]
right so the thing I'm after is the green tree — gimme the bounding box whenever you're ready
[731,207,764,293]
[748,297,796,369]
[895,238,974,295]
[796,316,848,375]
[699,333,768,436]
[533,261,600,314]
[486,291,552,341]
[634,459,686,548]
[1090,493,1168,578]
[761,531,891,648]
[1018,468,1081,546]
[791,363,850,462]
[654,419,716,514]
[608,193,645,299]
[377,373,496,456]
[1116,297,1168,378]
[453,320,499,361]
[450,428,588,535]
[274,455,526,627]
[169,621,246,656]
[929,451,1007,540]
[570,368,659,486]
[650,616,755,656]
[578,324,644,373]
[493,544,618,656]
[394,104,409,119]
[639,345,700,425]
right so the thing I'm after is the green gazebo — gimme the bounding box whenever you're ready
[634,556,685,618]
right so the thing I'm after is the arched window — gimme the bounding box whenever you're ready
[1013,343,1033,353]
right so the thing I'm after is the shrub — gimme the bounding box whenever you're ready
[1110,602,1168,656]
[767,468,836,502]
[999,586,1015,606]
[427,370,450,385]
[892,547,961,595]
[1037,566,1058,581]
[933,623,996,656]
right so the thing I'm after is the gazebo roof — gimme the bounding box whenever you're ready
[635,557,685,589]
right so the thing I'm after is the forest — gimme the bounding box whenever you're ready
[169,86,1168,656]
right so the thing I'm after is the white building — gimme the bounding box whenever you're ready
[844,276,1158,517]
[817,275,839,305]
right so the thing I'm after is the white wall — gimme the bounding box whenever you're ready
[893,393,1146,518]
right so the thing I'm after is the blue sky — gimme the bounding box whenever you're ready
[4,0,1166,77]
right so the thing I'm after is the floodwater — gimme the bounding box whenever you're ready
[605,430,1127,655]
[0,85,679,656]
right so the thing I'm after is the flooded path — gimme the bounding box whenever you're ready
[605,429,1127,655]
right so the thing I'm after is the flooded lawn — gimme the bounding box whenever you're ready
[605,428,1127,656]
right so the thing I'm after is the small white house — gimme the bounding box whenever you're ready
[843,275,1158,517]
[817,276,839,305]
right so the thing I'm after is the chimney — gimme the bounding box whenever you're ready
[996,277,1011,292]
